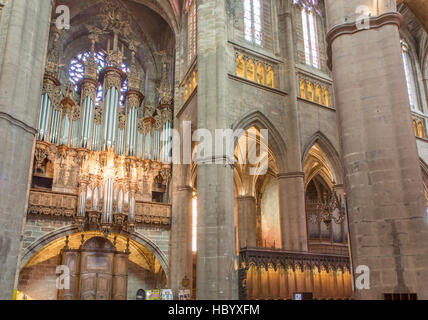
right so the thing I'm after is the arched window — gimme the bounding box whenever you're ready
[247,59,255,81]
[256,62,265,84]
[244,0,263,46]
[293,0,322,16]
[266,66,274,88]
[401,41,419,110]
[301,8,320,69]
[316,84,322,104]
[236,55,245,78]
[295,0,321,69]
[187,0,197,63]
[323,86,329,107]
[418,121,425,138]
[300,79,307,99]
[413,120,418,136]
[307,82,314,101]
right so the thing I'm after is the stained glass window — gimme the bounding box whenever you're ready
[301,9,320,68]
[244,0,263,46]
[68,51,129,106]
[187,0,197,63]
[401,41,419,110]
[293,0,322,16]
[294,0,321,68]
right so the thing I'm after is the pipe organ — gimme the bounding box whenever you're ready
[35,26,173,236]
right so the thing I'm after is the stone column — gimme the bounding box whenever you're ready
[276,1,308,252]
[195,0,238,300]
[278,173,308,252]
[325,0,428,299]
[169,184,193,297]
[0,0,52,299]
[237,196,257,248]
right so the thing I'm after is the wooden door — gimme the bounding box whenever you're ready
[80,251,114,300]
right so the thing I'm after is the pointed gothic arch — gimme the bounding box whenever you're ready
[302,131,343,185]
[233,110,288,173]
[19,226,169,276]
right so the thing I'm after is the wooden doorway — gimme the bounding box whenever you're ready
[60,236,129,300]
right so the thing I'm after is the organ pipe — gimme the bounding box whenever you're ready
[36,66,175,164]
[79,78,97,149]
[36,39,174,232]
[38,93,52,142]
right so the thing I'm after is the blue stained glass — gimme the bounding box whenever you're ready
[293,0,322,16]
[69,50,129,106]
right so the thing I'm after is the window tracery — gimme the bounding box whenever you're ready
[293,0,322,16]
[298,75,331,107]
[413,118,426,139]
[234,50,276,89]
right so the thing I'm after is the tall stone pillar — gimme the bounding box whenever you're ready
[278,173,308,252]
[325,0,428,299]
[195,0,238,300]
[169,183,194,297]
[276,1,308,253]
[0,0,52,299]
[237,196,257,248]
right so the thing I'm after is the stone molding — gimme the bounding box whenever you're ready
[237,195,256,201]
[326,12,403,70]
[176,186,194,192]
[277,171,305,179]
[228,74,288,96]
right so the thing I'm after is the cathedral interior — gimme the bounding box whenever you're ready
[1,0,428,300]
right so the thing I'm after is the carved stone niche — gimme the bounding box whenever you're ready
[59,236,129,300]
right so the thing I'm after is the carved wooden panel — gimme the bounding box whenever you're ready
[112,253,128,300]
[59,250,80,300]
[79,251,114,300]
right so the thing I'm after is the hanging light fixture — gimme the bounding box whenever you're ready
[312,188,346,227]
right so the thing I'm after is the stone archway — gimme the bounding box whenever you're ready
[17,231,168,300]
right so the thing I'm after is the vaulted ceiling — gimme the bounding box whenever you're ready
[56,0,177,74]
[398,0,428,33]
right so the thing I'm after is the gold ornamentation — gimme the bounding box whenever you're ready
[81,82,97,102]
[104,69,123,92]
[126,93,141,112]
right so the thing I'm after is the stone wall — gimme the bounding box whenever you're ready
[17,255,60,300]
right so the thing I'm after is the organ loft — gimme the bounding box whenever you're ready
[0,0,428,300]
